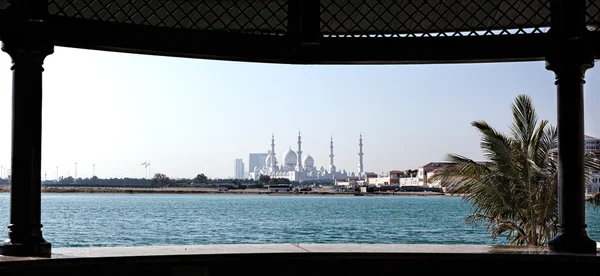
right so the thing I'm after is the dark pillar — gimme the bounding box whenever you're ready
[288,0,321,62]
[546,54,596,253]
[546,0,596,254]
[0,37,53,257]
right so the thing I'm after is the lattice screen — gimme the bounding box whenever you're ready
[32,1,600,35]
[48,0,288,35]
[0,0,9,10]
[588,0,600,31]
[321,0,551,37]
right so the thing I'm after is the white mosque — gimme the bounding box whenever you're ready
[249,132,365,182]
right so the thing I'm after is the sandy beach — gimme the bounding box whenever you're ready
[0,185,447,196]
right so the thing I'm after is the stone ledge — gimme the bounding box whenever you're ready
[52,244,308,258]
[1,243,599,262]
[2,244,600,276]
[51,244,497,258]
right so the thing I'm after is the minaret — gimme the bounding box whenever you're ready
[296,131,303,171]
[358,134,364,176]
[271,134,277,169]
[329,136,336,173]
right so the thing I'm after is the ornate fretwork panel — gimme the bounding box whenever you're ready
[48,0,288,36]
[321,0,551,37]
[588,0,600,31]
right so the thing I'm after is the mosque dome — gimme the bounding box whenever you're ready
[283,148,297,166]
[266,154,277,167]
[329,165,337,173]
[303,155,314,168]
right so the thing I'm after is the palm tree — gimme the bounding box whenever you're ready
[586,161,600,207]
[432,95,600,246]
[588,193,600,206]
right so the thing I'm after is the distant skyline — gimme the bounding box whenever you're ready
[0,47,598,179]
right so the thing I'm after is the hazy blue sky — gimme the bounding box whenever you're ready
[0,47,598,179]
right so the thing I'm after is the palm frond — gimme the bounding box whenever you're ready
[585,152,600,206]
[530,120,549,166]
[509,94,538,150]
[587,192,600,208]
[471,121,519,180]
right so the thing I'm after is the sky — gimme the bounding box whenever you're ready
[0,47,598,179]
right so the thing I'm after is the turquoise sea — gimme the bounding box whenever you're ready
[0,193,599,248]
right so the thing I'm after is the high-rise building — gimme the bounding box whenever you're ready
[234,159,245,179]
[358,134,364,177]
[248,153,268,175]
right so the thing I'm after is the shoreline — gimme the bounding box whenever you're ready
[0,185,449,196]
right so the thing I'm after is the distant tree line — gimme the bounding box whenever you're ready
[0,172,335,188]
[151,173,267,188]
[43,176,151,187]
[150,173,312,188]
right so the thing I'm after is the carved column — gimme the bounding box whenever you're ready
[546,47,596,253]
[545,0,596,254]
[0,37,53,257]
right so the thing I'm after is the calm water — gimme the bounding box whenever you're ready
[0,193,600,248]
